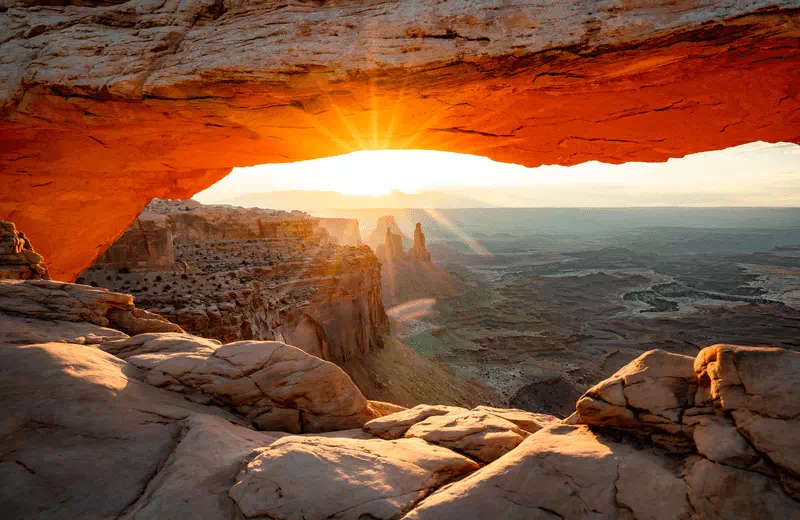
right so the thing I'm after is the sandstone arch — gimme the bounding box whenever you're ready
[1,1,799,280]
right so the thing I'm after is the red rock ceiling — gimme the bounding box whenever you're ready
[1,2,798,281]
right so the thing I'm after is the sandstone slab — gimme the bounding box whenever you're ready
[405,424,693,520]
[363,404,467,439]
[404,411,529,463]
[101,332,381,432]
[0,341,265,519]
[229,436,479,520]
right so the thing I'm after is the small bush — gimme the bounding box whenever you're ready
[118,266,130,274]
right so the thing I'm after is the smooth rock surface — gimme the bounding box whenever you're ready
[229,436,479,520]
[0,341,267,519]
[363,404,468,439]
[405,424,693,520]
[101,332,382,432]
[404,411,528,463]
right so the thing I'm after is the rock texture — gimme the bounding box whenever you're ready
[101,332,382,433]
[316,218,363,247]
[1,2,799,280]
[410,223,432,262]
[0,278,181,346]
[573,345,800,504]
[2,282,800,518]
[406,424,693,520]
[0,340,280,519]
[0,220,48,280]
[82,199,390,364]
[364,404,557,462]
[369,216,412,252]
[229,436,478,519]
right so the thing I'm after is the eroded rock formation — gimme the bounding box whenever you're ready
[82,199,390,364]
[316,218,363,246]
[410,223,432,262]
[1,2,798,280]
[0,220,49,280]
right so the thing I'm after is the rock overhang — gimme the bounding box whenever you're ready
[1,1,799,280]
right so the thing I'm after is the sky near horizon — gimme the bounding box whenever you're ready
[193,141,800,207]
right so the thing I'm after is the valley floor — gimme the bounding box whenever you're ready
[394,229,800,417]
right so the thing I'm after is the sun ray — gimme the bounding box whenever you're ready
[422,208,493,257]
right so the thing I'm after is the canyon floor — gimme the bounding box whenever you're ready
[385,214,800,418]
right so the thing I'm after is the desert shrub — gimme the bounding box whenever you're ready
[118,266,130,274]
[155,275,163,282]
[90,281,98,287]
[76,277,85,284]
[180,273,188,280]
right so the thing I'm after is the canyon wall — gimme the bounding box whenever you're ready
[83,200,389,364]
[1,2,797,280]
[316,218,362,247]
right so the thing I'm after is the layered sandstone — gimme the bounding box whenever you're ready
[1,2,799,280]
[82,199,390,364]
[316,218,362,247]
[368,216,411,252]
[410,223,432,262]
[0,220,49,280]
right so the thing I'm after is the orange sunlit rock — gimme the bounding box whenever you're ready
[1,2,798,280]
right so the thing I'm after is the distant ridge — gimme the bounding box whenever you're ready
[223,189,496,212]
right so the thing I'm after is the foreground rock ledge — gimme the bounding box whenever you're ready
[2,274,799,519]
[2,2,799,280]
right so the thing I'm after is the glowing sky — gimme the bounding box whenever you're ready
[194,141,800,207]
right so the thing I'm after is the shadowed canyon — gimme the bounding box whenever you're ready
[2,1,800,519]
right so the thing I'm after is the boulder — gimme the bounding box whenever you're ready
[363,404,467,439]
[404,411,529,463]
[471,405,560,434]
[694,345,800,498]
[229,436,479,520]
[405,424,694,520]
[0,220,49,280]
[575,349,697,450]
[0,341,279,519]
[574,344,800,503]
[101,333,381,433]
